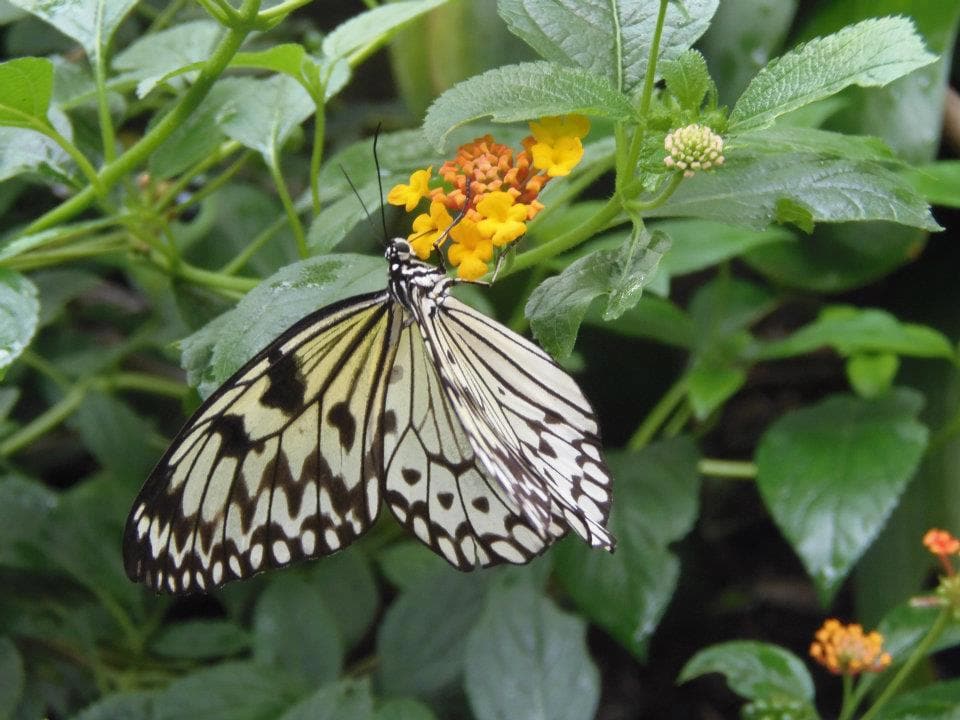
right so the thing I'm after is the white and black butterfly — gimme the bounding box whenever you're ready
[124,238,615,593]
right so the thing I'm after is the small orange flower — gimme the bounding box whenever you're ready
[476,191,529,247]
[924,528,959,576]
[810,619,892,676]
[408,201,453,259]
[447,219,493,281]
[387,167,432,211]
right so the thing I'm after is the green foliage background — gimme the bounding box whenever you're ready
[0,1,959,718]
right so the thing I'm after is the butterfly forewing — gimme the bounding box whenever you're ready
[124,292,395,593]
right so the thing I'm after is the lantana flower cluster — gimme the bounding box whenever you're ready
[387,115,590,280]
[663,123,725,177]
[809,619,892,676]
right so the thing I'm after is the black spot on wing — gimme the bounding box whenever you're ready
[209,414,250,458]
[437,491,454,509]
[327,401,356,451]
[261,351,306,413]
[402,468,421,485]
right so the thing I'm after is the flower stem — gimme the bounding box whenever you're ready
[858,607,953,720]
[838,673,856,720]
[310,102,326,216]
[220,214,288,275]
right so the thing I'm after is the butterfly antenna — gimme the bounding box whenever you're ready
[372,124,390,244]
[339,165,382,244]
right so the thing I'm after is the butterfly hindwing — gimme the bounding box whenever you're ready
[124,292,396,593]
[382,324,562,568]
[417,296,614,550]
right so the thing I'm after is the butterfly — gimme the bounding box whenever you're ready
[123,237,615,593]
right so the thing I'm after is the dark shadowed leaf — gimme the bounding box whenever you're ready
[149,620,251,660]
[555,438,701,658]
[280,679,374,720]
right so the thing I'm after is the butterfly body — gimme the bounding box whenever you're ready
[125,239,614,593]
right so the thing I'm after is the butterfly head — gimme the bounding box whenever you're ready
[386,237,413,264]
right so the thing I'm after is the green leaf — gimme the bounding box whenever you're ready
[758,305,956,361]
[10,0,139,66]
[729,17,936,132]
[69,391,158,483]
[662,49,713,111]
[678,641,815,704]
[0,636,24,718]
[252,573,343,685]
[280,679,374,720]
[742,220,923,293]
[647,153,940,232]
[755,389,929,603]
[526,228,670,358]
[0,475,58,568]
[0,56,52,128]
[583,294,694,349]
[32,268,101,327]
[150,620,251,660]
[322,0,448,59]
[873,678,960,720]
[687,276,776,418]
[148,78,243,178]
[498,0,718,94]
[374,698,438,720]
[376,540,449,590]
[180,254,386,398]
[69,691,157,720]
[217,74,314,162]
[698,0,797,103]
[732,126,898,163]
[0,124,71,182]
[111,19,221,98]
[43,474,143,614]
[655,219,794,277]
[0,268,38,373]
[377,569,488,697]
[905,161,960,209]
[464,578,600,720]
[555,438,701,658]
[152,661,304,720]
[423,61,634,150]
[846,354,899,399]
[302,551,378,650]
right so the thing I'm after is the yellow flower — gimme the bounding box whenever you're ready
[810,619,892,676]
[476,191,529,247]
[529,114,591,143]
[407,201,453,259]
[528,115,590,178]
[448,219,493,281]
[387,167,432,212]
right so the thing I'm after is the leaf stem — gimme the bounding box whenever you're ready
[149,252,258,294]
[628,373,689,450]
[268,148,308,258]
[101,372,188,399]
[94,50,117,163]
[310,102,327,216]
[0,383,87,457]
[43,123,106,196]
[858,606,953,720]
[697,458,758,480]
[220,214,288,275]
[638,0,669,120]
[21,0,260,236]
[155,140,244,211]
[257,0,314,21]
